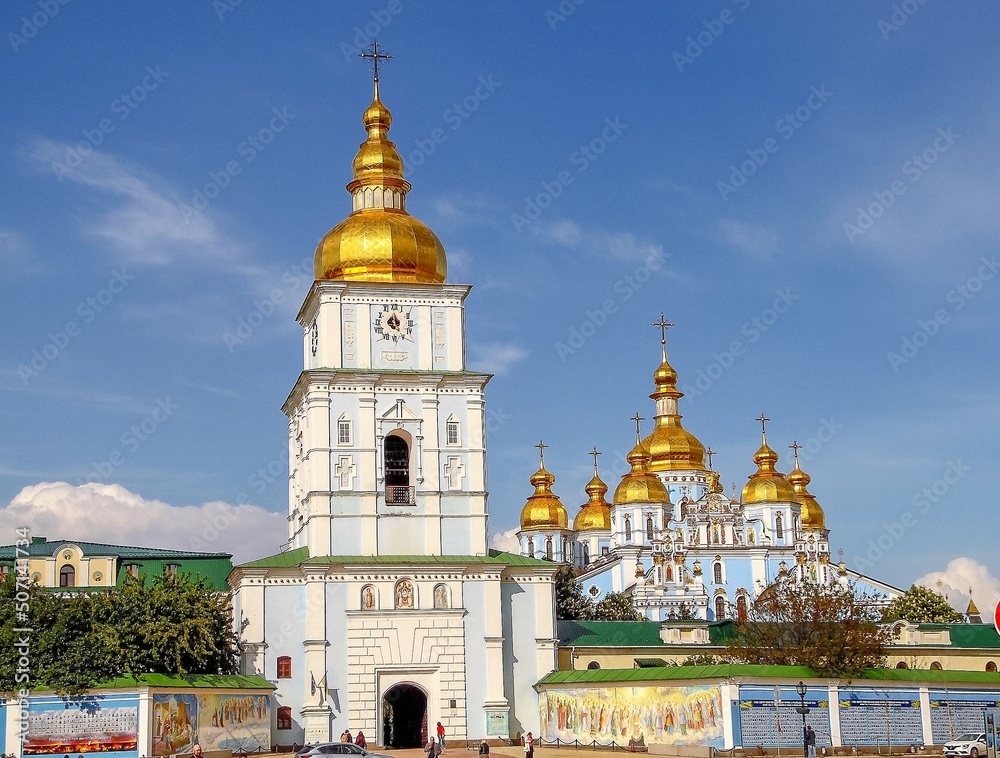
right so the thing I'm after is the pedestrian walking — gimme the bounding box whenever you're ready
[805,726,817,758]
[523,732,534,758]
[478,740,490,756]
[437,722,446,749]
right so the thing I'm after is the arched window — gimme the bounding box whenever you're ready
[587,661,601,670]
[59,564,75,588]
[715,595,726,620]
[713,562,723,585]
[775,513,784,540]
[277,656,292,679]
[562,537,569,559]
[277,706,292,730]
[736,594,748,622]
[545,537,553,561]
[646,515,654,541]
[527,537,534,557]
[385,434,412,503]
[895,661,908,669]
[987,661,998,672]
[930,661,943,670]
[582,543,590,565]
[624,517,632,542]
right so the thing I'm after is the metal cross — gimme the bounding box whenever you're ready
[788,439,802,464]
[589,447,602,473]
[534,439,548,467]
[756,412,770,440]
[630,412,645,442]
[359,40,392,82]
[705,447,716,470]
[651,313,674,357]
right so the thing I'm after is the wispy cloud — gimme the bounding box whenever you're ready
[469,342,529,375]
[716,218,780,259]
[532,218,666,263]
[489,526,520,553]
[0,227,40,275]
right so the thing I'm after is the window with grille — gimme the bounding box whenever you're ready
[277,656,292,679]
[338,419,352,445]
[446,421,459,445]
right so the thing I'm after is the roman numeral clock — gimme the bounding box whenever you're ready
[373,303,414,344]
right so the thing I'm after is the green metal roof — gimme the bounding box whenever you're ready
[237,548,554,570]
[28,674,275,692]
[558,620,662,647]
[0,537,230,560]
[538,665,1000,687]
[946,624,1000,649]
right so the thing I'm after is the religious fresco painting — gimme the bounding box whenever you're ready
[153,693,270,755]
[23,695,139,757]
[539,685,725,747]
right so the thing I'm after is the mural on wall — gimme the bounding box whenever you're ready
[196,694,270,753]
[539,686,725,747]
[152,694,198,756]
[23,695,139,756]
[152,693,270,756]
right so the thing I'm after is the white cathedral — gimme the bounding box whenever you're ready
[230,70,898,749]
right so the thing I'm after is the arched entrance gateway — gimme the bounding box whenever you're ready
[382,683,428,748]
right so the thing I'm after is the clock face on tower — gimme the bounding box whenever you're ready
[374,304,414,343]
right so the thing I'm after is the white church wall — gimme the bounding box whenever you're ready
[262,583,308,745]
[461,578,491,737]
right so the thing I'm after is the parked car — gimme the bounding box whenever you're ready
[297,743,392,758]
[943,733,988,757]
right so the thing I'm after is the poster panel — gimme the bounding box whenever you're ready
[837,690,923,746]
[929,691,1000,744]
[152,694,198,756]
[738,686,831,748]
[195,694,270,753]
[539,685,724,747]
[23,695,139,757]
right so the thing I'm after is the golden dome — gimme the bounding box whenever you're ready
[314,84,447,284]
[787,459,826,531]
[741,440,798,504]
[520,465,569,530]
[574,473,612,532]
[643,355,707,472]
[613,442,670,505]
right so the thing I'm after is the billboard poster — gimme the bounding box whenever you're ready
[23,695,139,757]
[738,686,831,748]
[929,691,1000,743]
[153,693,270,756]
[539,685,724,747]
[838,690,923,746]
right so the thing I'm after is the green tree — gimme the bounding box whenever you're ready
[554,564,594,620]
[593,591,643,621]
[0,572,238,695]
[726,579,891,677]
[882,585,964,623]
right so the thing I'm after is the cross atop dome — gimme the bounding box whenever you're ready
[359,40,392,97]
[705,447,716,470]
[651,312,675,360]
[789,439,802,465]
[589,447,602,474]
[756,412,770,443]
[534,439,549,468]
[630,412,645,443]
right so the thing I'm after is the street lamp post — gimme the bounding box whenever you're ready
[795,681,810,757]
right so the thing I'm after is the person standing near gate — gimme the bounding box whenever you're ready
[523,732,534,758]
[805,726,817,758]
[437,722,446,749]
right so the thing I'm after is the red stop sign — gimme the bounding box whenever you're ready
[995,599,1000,637]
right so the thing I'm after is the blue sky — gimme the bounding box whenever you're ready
[1,2,998,610]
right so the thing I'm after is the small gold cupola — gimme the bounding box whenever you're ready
[574,448,613,531]
[315,44,447,284]
[614,413,670,505]
[741,412,797,504]
[519,440,569,530]
[786,439,826,531]
[641,315,707,472]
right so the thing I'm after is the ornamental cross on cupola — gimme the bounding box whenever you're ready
[589,446,601,475]
[359,40,392,85]
[789,439,802,465]
[630,412,645,443]
[651,312,675,360]
[534,439,548,468]
[756,412,770,443]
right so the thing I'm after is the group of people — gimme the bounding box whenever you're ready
[340,729,367,748]
[425,727,534,758]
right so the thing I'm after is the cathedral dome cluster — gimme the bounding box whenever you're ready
[516,320,838,621]
[314,79,447,284]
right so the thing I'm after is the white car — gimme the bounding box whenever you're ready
[943,733,988,758]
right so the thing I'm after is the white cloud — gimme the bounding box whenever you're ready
[490,527,520,554]
[916,557,1000,618]
[716,218,780,259]
[469,342,529,375]
[534,219,667,263]
[1,481,285,564]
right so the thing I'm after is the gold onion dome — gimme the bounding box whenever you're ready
[520,462,568,530]
[315,80,447,283]
[614,441,670,505]
[642,354,707,472]
[787,453,826,531]
[741,438,798,504]
[575,472,612,532]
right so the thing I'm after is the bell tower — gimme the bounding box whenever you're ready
[284,49,490,557]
